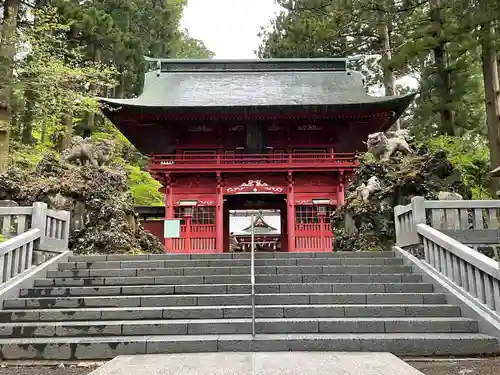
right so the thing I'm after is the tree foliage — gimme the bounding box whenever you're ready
[17,7,116,142]
[0,0,214,205]
[259,0,500,195]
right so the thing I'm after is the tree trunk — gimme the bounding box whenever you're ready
[115,66,126,99]
[55,114,72,153]
[85,44,101,135]
[0,0,21,172]
[429,0,455,136]
[60,113,73,152]
[9,95,21,142]
[378,16,400,130]
[480,23,500,195]
[40,120,47,144]
[21,0,42,146]
[21,89,36,144]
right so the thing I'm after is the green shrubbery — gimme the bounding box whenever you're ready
[126,164,163,206]
[427,135,491,199]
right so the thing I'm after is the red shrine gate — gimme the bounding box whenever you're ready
[99,58,414,253]
[149,160,356,253]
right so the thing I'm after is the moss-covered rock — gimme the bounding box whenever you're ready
[0,155,163,255]
[331,147,471,252]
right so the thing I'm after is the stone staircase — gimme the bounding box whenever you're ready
[0,251,497,359]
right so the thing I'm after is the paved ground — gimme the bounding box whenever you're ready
[0,365,97,375]
[0,358,499,375]
[87,352,424,375]
[408,358,500,375]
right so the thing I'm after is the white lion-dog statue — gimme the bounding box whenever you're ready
[356,176,381,202]
[365,130,412,161]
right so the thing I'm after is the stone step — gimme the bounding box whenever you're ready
[67,251,396,262]
[58,258,403,270]
[0,333,497,359]
[21,283,434,297]
[0,317,479,338]
[3,293,447,309]
[48,265,413,279]
[0,304,463,322]
[35,273,422,287]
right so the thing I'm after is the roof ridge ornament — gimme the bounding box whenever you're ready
[144,56,360,73]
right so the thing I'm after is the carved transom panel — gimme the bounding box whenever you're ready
[225,179,284,194]
[297,124,322,131]
[187,124,213,132]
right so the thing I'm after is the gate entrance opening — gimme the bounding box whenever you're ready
[224,194,287,252]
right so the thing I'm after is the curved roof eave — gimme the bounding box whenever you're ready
[98,92,416,114]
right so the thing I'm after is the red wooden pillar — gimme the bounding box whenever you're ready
[318,212,326,251]
[185,216,192,252]
[164,173,174,252]
[215,174,224,253]
[286,172,296,252]
[336,174,345,206]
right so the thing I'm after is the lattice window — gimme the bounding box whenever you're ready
[174,207,185,225]
[295,205,334,224]
[296,206,318,224]
[174,207,215,225]
[193,207,215,224]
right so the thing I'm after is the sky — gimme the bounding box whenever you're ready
[180,0,282,59]
[180,0,418,91]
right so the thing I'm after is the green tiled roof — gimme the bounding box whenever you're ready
[99,58,415,109]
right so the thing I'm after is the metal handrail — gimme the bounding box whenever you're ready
[230,210,282,338]
[250,212,256,338]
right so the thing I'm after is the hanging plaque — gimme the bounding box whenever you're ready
[164,219,181,238]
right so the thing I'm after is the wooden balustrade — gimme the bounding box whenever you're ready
[295,222,333,251]
[0,202,70,284]
[184,224,216,234]
[172,223,217,252]
[149,152,358,171]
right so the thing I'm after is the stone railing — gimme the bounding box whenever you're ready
[395,197,500,254]
[0,202,70,284]
[416,224,500,313]
[394,197,500,327]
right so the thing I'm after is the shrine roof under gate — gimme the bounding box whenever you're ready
[100,58,415,112]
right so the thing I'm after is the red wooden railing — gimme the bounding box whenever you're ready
[171,223,216,253]
[144,220,334,253]
[149,153,358,171]
[295,222,333,252]
[171,238,216,253]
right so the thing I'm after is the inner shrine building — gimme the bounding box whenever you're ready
[99,58,414,253]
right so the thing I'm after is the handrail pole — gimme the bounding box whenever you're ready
[251,212,256,338]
